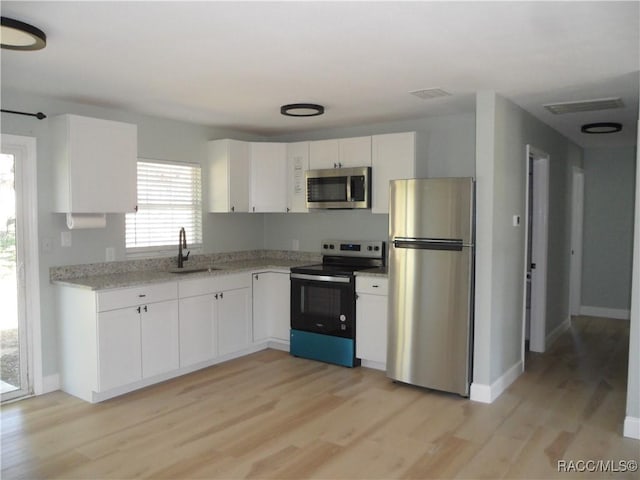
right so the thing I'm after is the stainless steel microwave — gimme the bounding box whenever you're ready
[305,167,371,209]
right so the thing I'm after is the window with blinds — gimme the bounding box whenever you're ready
[126,160,203,251]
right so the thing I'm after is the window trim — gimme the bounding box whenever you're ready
[125,157,203,258]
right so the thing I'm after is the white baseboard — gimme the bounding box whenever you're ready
[624,416,640,439]
[580,306,630,320]
[267,340,290,352]
[361,359,386,371]
[42,374,60,394]
[546,316,571,349]
[470,360,523,404]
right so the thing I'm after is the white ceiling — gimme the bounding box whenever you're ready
[1,1,638,147]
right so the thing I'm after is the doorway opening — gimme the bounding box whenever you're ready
[1,135,41,403]
[522,145,550,357]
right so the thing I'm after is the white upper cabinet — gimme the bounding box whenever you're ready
[309,139,339,169]
[309,136,371,170]
[371,132,416,214]
[250,142,287,213]
[51,114,137,213]
[208,139,250,213]
[286,142,309,213]
[339,136,372,168]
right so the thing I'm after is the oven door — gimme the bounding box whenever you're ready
[290,273,355,338]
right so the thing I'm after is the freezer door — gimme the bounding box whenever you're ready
[386,244,473,396]
[389,178,474,244]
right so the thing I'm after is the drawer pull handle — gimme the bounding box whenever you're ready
[138,294,146,298]
[372,285,379,288]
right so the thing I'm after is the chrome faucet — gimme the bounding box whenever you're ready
[178,227,189,268]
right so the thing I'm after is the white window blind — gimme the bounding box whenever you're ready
[126,160,203,250]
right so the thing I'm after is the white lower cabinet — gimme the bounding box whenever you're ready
[179,293,217,367]
[97,307,142,392]
[178,272,252,366]
[252,271,290,344]
[218,288,251,356]
[356,276,389,370]
[141,300,179,379]
[58,269,288,403]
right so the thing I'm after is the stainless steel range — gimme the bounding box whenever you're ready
[290,240,385,367]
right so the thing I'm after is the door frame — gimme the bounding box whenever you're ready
[1,134,42,400]
[569,166,585,316]
[522,145,550,357]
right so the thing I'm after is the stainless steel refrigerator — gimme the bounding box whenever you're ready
[387,178,474,396]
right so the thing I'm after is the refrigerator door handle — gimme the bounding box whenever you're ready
[392,237,467,251]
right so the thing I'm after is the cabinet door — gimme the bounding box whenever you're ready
[372,132,416,214]
[250,143,287,212]
[251,274,270,343]
[356,293,388,365]
[266,273,291,341]
[309,139,339,170]
[228,140,251,212]
[218,287,251,356]
[286,142,309,213]
[252,272,290,342]
[61,115,137,213]
[97,307,142,391]
[141,300,179,378]
[208,139,250,213]
[179,294,217,367]
[339,136,371,168]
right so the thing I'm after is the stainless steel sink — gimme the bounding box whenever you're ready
[168,267,218,274]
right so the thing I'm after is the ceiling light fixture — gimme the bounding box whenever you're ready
[1,17,47,51]
[281,103,324,117]
[580,122,623,134]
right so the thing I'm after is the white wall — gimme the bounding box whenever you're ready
[473,92,582,395]
[1,89,266,378]
[581,147,636,314]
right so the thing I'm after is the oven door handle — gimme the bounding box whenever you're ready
[290,273,352,284]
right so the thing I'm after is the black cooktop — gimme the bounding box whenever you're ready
[290,263,376,276]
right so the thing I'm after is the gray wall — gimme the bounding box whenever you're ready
[1,89,266,378]
[581,147,636,311]
[626,125,639,433]
[474,92,582,386]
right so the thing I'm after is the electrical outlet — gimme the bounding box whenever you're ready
[106,247,115,262]
[61,231,72,247]
[292,239,300,251]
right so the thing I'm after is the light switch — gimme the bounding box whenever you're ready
[513,215,521,227]
[292,239,300,251]
[106,247,115,262]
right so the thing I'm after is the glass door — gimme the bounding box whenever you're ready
[1,152,29,401]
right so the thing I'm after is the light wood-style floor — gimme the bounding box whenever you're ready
[2,315,639,479]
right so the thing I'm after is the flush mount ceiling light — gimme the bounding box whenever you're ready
[1,17,46,50]
[581,122,623,134]
[281,103,324,117]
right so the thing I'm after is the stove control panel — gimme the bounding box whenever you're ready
[321,240,385,259]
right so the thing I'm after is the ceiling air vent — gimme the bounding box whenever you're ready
[409,88,451,100]
[543,97,624,115]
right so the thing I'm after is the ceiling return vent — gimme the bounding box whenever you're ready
[543,97,624,114]
[409,88,451,100]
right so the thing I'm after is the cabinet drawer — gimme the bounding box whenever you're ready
[356,276,388,295]
[97,282,178,312]
[179,272,251,298]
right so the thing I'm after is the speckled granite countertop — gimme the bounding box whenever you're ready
[51,251,321,291]
[355,267,388,278]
